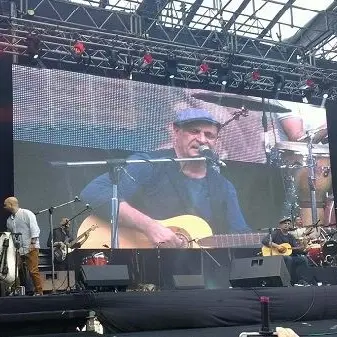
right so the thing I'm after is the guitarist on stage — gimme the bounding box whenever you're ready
[261,217,317,286]
[47,218,87,268]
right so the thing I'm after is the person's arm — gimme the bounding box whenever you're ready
[27,211,40,246]
[261,231,286,253]
[118,201,182,247]
[279,117,305,141]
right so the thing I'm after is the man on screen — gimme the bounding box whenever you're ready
[79,108,251,248]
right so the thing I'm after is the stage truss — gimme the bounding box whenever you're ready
[0,0,337,99]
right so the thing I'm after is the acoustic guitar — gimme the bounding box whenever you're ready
[78,214,265,249]
[261,243,306,257]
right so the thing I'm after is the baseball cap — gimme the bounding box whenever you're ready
[173,108,221,128]
[279,216,292,224]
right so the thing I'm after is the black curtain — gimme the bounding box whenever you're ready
[0,55,13,230]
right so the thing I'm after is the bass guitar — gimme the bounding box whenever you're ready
[54,224,98,262]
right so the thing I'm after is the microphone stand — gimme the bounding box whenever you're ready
[306,132,318,224]
[12,233,22,296]
[34,197,81,293]
[262,98,271,165]
[64,206,91,293]
[191,239,221,282]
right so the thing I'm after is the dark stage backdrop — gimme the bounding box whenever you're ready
[0,56,13,230]
[11,65,333,248]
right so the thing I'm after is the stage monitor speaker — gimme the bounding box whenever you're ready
[41,270,76,291]
[229,256,291,287]
[173,274,205,290]
[81,265,130,287]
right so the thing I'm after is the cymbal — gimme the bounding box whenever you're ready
[297,127,328,143]
[192,93,292,113]
[274,141,330,155]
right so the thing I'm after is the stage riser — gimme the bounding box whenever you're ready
[37,248,337,290]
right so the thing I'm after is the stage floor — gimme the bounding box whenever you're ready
[1,285,337,336]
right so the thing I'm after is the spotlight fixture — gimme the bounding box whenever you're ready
[196,61,209,76]
[106,49,119,69]
[320,80,331,107]
[251,70,261,81]
[72,41,86,56]
[26,33,41,60]
[165,53,177,79]
[217,63,232,88]
[301,89,312,104]
[273,74,285,98]
[139,52,153,69]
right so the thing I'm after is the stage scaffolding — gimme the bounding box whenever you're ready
[1,0,337,99]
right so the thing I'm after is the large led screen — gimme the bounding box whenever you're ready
[12,65,333,249]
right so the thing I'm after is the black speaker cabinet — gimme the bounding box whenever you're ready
[81,265,130,287]
[229,256,291,287]
[173,274,205,290]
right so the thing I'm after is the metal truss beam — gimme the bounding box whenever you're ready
[1,14,337,100]
[184,0,203,27]
[223,0,250,33]
[136,0,169,19]
[258,0,296,39]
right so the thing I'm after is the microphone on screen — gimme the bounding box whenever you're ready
[199,145,226,168]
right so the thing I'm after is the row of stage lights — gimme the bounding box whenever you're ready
[25,35,332,105]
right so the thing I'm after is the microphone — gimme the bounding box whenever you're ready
[199,145,226,168]
[85,204,91,209]
[74,196,81,202]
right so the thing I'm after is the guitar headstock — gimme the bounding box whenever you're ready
[232,107,249,120]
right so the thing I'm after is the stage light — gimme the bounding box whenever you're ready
[26,33,41,60]
[165,54,177,79]
[73,41,86,56]
[106,49,119,69]
[196,62,209,75]
[320,80,331,107]
[273,74,285,98]
[251,70,260,81]
[217,63,232,89]
[139,52,153,69]
[301,90,312,104]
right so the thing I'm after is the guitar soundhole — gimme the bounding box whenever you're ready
[175,232,190,248]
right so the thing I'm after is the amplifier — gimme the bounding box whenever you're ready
[41,270,75,291]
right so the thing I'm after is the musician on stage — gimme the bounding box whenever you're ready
[3,197,43,295]
[47,218,87,268]
[79,108,251,248]
[291,215,320,242]
[261,216,317,286]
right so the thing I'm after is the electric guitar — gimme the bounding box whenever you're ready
[54,224,98,262]
[78,214,264,249]
[261,243,306,257]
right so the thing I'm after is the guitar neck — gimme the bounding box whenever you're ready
[70,228,92,247]
[198,233,266,248]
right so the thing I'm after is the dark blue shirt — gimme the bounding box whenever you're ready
[80,149,251,234]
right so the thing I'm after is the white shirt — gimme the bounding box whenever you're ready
[6,208,40,255]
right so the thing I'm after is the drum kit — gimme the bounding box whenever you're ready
[297,226,337,266]
[273,125,337,266]
[82,252,108,266]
